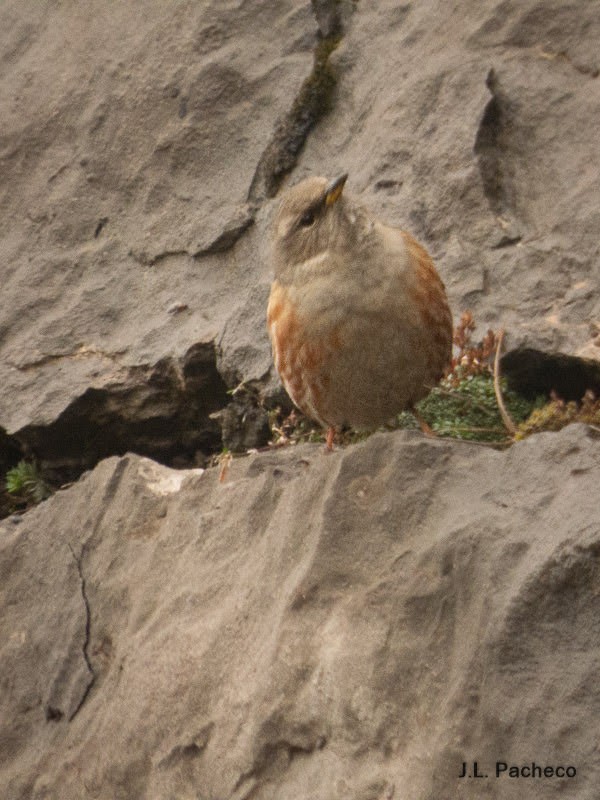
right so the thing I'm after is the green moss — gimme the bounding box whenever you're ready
[402,372,544,444]
[5,460,52,505]
[249,32,342,201]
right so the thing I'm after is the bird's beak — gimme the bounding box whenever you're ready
[324,173,348,207]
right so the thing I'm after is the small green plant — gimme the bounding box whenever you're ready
[5,460,52,505]
[395,311,540,444]
[405,372,542,443]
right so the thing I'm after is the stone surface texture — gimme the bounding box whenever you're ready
[1,1,600,798]
[1,0,599,464]
[2,426,600,799]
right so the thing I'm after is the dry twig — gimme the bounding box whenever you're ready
[493,329,516,436]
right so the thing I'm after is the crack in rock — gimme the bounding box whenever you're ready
[132,207,255,266]
[156,722,215,769]
[68,544,95,721]
[133,249,190,267]
[248,1,353,204]
[10,345,126,372]
[193,208,255,256]
[501,348,600,401]
[12,342,229,485]
[474,68,518,219]
[232,734,327,798]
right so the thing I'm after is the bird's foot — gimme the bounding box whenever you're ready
[325,426,336,451]
[411,408,436,437]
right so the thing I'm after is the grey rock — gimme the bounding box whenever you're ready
[1,425,599,798]
[299,0,600,355]
[0,0,315,453]
[2,0,600,474]
[1,5,600,796]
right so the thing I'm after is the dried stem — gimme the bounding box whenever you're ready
[493,329,516,436]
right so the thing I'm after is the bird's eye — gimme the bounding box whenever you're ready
[300,209,316,227]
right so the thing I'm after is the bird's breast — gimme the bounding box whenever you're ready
[267,279,342,425]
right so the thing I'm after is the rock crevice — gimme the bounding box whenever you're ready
[67,544,96,722]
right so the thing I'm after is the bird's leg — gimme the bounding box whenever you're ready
[325,426,336,451]
[411,407,436,437]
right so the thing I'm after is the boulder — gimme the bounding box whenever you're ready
[1,425,598,799]
[1,0,600,473]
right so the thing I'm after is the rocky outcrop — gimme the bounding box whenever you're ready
[1,0,600,480]
[1,425,599,799]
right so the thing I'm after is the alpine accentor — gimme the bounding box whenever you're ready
[267,174,452,448]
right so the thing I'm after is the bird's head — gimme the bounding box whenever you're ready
[272,174,356,280]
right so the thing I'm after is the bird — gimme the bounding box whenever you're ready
[267,173,453,449]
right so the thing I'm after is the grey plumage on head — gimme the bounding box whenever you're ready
[272,173,372,281]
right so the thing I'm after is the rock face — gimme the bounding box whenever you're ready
[1,0,600,474]
[0,0,314,469]
[2,2,600,798]
[1,425,599,799]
